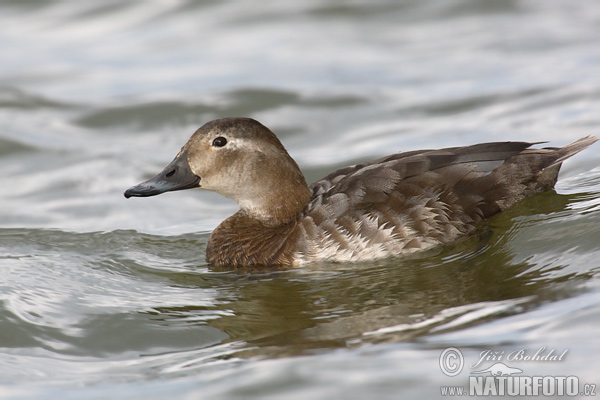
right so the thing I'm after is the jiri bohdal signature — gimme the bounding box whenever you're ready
[470,346,567,369]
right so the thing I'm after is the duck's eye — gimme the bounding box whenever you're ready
[212,137,227,147]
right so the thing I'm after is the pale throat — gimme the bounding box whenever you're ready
[235,182,311,225]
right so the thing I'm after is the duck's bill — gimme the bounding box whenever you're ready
[124,151,200,198]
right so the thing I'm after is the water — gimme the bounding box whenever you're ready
[1,1,600,398]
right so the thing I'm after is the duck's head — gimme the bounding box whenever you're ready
[124,117,311,223]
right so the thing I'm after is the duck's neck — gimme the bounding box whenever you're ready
[207,159,312,267]
[235,171,312,227]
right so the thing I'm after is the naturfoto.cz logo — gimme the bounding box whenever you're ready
[439,347,596,397]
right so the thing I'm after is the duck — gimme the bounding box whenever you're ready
[124,117,597,267]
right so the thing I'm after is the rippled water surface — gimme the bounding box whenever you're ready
[1,1,600,399]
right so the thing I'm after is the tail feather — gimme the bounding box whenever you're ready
[547,135,599,167]
[468,135,597,215]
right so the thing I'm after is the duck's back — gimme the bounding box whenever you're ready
[296,137,597,263]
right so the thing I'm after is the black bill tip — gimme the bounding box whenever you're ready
[124,184,164,198]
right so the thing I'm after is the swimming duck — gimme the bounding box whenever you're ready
[125,117,597,267]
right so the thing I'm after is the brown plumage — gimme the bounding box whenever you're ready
[124,118,597,267]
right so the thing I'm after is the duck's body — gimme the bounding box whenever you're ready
[125,118,597,267]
